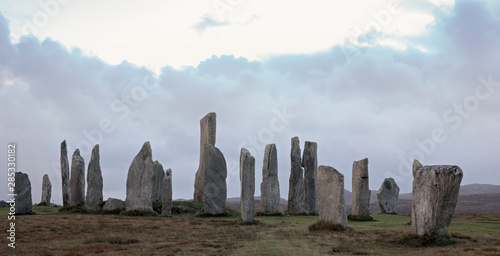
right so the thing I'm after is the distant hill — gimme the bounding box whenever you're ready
[226,184,500,214]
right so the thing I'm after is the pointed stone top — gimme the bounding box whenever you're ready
[73,149,80,156]
[165,168,172,177]
[43,174,49,179]
[140,141,152,156]
[92,144,99,152]
[412,159,423,177]
[61,140,66,146]
[241,148,252,157]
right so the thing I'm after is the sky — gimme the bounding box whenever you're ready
[1,0,500,205]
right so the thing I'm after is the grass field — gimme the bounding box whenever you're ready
[1,205,499,256]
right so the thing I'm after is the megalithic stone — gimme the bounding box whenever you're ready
[70,149,85,206]
[15,172,32,214]
[202,144,227,215]
[288,136,305,214]
[194,112,216,203]
[126,142,154,212]
[85,144,103,211]
[302,141,318,215]
[411,160,463,237]
[317,166,347,229]
[377,178,400,214]
[260,144,280,214]
[351,158,372,220]
[61,140,70,206]
[152,161,165,202]
[162,169,173,217]
[240,148,255,223]
[40,174,52,205]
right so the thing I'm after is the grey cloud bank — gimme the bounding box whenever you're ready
[1,0,499,205]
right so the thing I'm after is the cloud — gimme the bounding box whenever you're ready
[193,16,229,33]
[1,0,500,205]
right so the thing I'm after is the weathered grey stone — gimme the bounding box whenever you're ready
[260,144,280,214]
[15,172,32,214]
[288,136,305,214]
[240,148,255,223]
[70,149,85,206]
[85,145,103,211]
[126,142,154,212]
[102,198,125,212]
[202,144,227,215]
[351,158,372,220]
[60,140,70,206]
[40,174,51,205]
[317,166,347,229]
[194,112,217,203]
[162,169,173,217]
[411,160,463,237]
[302,141,318,215]
[377,178,400,214]
[152,161,165,202]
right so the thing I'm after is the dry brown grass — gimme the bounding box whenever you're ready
[1,212,500,255]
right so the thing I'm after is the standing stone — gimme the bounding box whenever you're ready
[194,112,217,203]
[240,148,255,223]
[317,166,347,229]
[40,174,52,205]
[288,136,305,214]
[15,172,32,214]
[411,160,463,237]
[351,158,372,220]
[85,145,103,211]
[126,142,155,212]
[162,169,173,217]
[377,178,400,214]
[152,161,165,202]
[202,144,227,215]
[70,149,85,206]
[302,141,318,215]
[60,140,70,206]
[102,198,126,212]
[260,144,280,214]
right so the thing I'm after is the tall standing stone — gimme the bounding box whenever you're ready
[194,112,217,203]
[85,145,103,211]
[70,149,85,206]
[152,161,165,202]
[202,144,227,215]
[351,158,372,220]
[411,160,463,237]
[317,166,347,229]
[302,141,318,215]
[162,169,173,217]
[377,178,400,214]
[260,144,280,214]
[40,174,52,205]
[288,136,305,214]
[60,140,70,206]
[240,148,255,223]
[126,142,154,212]
[15,172,32,214]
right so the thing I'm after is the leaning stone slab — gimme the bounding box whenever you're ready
[302,141,318,215]
[40,174,52,205]
[288,136,305,214]
[86,145,103,211]
[202,144,227,215]
[377,178,400,214]
[60,140,70,206]
[15,172,32,214]
[317,166,347,229]
[70,149,85,206]
[162,169,173,217]
[126,142,154,212]
[102,198,126,212]
[240,148,255,223]
[350,158,372,220]
[260,144,280,215]
[411,160,463,237]
[194,112,217,203]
